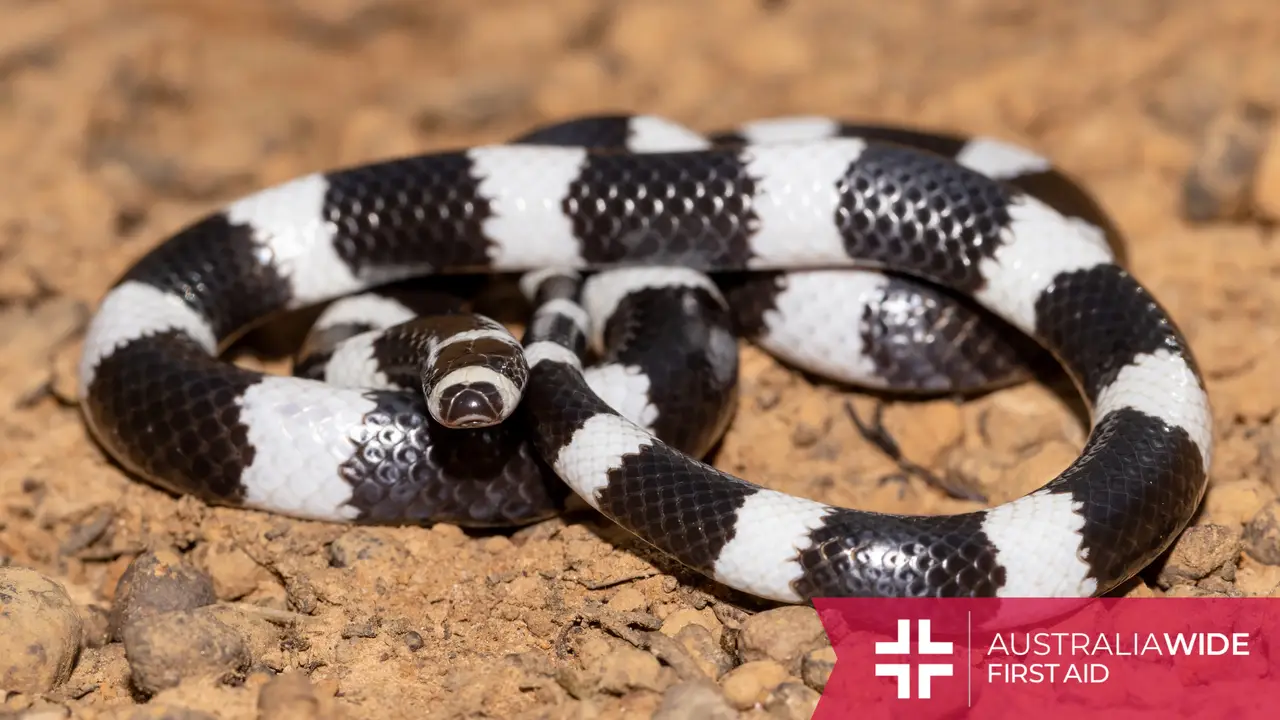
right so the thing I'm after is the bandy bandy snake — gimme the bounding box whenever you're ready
[76,113,1213,604]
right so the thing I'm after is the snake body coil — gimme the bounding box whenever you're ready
[78,114,1212,602]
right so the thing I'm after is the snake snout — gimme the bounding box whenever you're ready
[427,367,522,429]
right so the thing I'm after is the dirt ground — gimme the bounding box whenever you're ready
[3,0,1280,718]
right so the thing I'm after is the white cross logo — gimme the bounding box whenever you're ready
[874,618,954,699]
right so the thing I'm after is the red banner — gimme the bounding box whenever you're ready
[812,598,1278,719]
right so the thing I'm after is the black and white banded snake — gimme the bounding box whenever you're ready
[77,114,1212,602]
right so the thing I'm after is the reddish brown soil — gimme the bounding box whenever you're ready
[2,1,1279,718]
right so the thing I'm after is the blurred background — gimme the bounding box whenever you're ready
[2,1,1280,718]
[3,0,1276,305]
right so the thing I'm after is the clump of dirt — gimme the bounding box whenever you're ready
[3,1,1280,718]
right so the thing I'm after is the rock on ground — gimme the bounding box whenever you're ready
[122,606,251,694]
[109,549,218,641]
[0,567,83,694]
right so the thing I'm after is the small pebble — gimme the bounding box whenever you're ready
[480,536,514,555]
[719,660,793,710]
[652,680,738,720]
[78,604,112,648]
[674,624,734,679]
[59,507,115,556]
[1197,575,1241,595]
[800,645,837,692]
[789,422,824,448]
[510,517,565,546]
[1166,584,1234,598]
[764,681,821,720]
[285,577,320,615]
[1157,524,1242,587]
[505,575,547,609]
[1181,100,1274,222]
[0,567,83,694]
[660,602,721,630]
[196,542,269,600]
[754,388,781,410]
[560,636,666,697]
[597,645,665,694]
[1243,501,1280,565]
[122,606,250,694]
[403,631,425,651]
[606,587,647,613]
[736,606,828,673]
[257,671,326,720]
[110,549,216,641]
[711,603,749,631]
[660,608,721,641]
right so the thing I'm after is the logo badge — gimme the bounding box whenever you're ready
[873,618,955,699]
